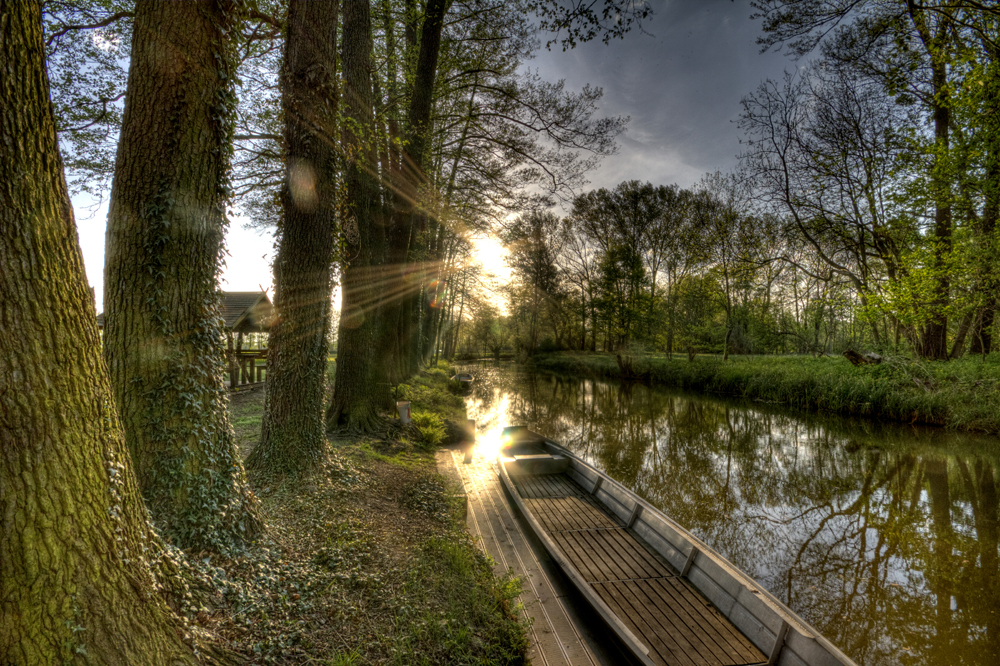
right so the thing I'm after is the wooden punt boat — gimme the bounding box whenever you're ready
[451,373,474,391]
[497,426,857,666]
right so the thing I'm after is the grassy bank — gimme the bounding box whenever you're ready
[531,351,1000,434]
[210,364,528,665]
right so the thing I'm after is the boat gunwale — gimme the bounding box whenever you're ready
[495,452,658,666]
[498,433,858,666]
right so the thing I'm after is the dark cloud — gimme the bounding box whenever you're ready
[528,0,796,191]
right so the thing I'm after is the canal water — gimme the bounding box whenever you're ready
[459,362,1000,666]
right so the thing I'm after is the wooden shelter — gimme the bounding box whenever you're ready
[95,291,273,389]
[220,291,273,389]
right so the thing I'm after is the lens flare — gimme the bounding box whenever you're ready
[289,160,318,212]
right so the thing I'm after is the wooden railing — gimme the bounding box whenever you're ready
[227,350,267,389]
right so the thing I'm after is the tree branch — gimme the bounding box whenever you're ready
[45,11,133,46]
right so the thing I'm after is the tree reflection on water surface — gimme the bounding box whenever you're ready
[462,363,1000,666]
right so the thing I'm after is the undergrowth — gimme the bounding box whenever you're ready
[399,361,467,424]
[217,379,528,665]
[411,411,447,449]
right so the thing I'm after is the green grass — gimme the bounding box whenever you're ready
[323,438,528,665]
[398,361,467,424]
[531,351,1000,434]
[222,359,528,665]
[384,536,527,666]
[351,440,436,470]
[228,389,264,454]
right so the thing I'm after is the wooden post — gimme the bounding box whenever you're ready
[235,332,245,385]
[227,332,237,389]
[463,419,475,464]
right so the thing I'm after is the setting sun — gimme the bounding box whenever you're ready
[470,234,512,283]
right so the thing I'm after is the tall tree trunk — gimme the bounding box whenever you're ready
[380,0,450,380]
[248,0,340,477]
[382,0,402,178]
[972,44,999,357]
[949,308,975,359]
[103,0,260,550]
[913,15,952,360]
[589,288,598,351]
[0,4,211,662]
[448,271,468,359]
[435,250,459,364]
[971,303,996,356]
[327,0,387,431]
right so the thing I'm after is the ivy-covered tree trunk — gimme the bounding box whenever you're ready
[0,4,206,663]
[327,0,388,431]
[103,0,261,550]
[246,0,339,477]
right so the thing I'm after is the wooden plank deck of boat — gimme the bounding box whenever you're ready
[439,449,628,666]
[440,450,769,666]
[509,472,767,666]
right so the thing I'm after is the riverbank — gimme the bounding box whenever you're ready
[530,351,1000,434]
[202,364,528,665]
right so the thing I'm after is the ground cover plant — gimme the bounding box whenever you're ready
[193,369,528,665]
[532,351,1000,434]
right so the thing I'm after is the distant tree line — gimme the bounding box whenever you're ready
[451,1,1000,362]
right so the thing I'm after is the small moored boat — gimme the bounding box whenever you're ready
[450,372,474,390]
[498,425,856,666]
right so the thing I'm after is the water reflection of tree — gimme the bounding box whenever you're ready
[475,364,1000,666]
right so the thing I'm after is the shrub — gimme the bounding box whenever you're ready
[411,411,447,449]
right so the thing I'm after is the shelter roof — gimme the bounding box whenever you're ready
[97,291,273,332]
[220,291,272,331]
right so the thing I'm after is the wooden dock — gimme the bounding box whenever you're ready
[438,449,631,666]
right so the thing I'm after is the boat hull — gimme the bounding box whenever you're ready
[498,431,856,666]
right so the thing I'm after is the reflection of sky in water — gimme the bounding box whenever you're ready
[457,362,1000,666]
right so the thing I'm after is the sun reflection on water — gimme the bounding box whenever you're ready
[465,389,510,461]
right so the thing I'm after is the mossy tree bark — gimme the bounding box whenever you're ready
[327,0,388,431]
[0,4,207,663]
[246,0,340,477]
[103,0,261,550]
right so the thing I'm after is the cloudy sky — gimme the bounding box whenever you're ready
[531,0,795,193]
[78,0,799,312]
[474,0,798,279]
